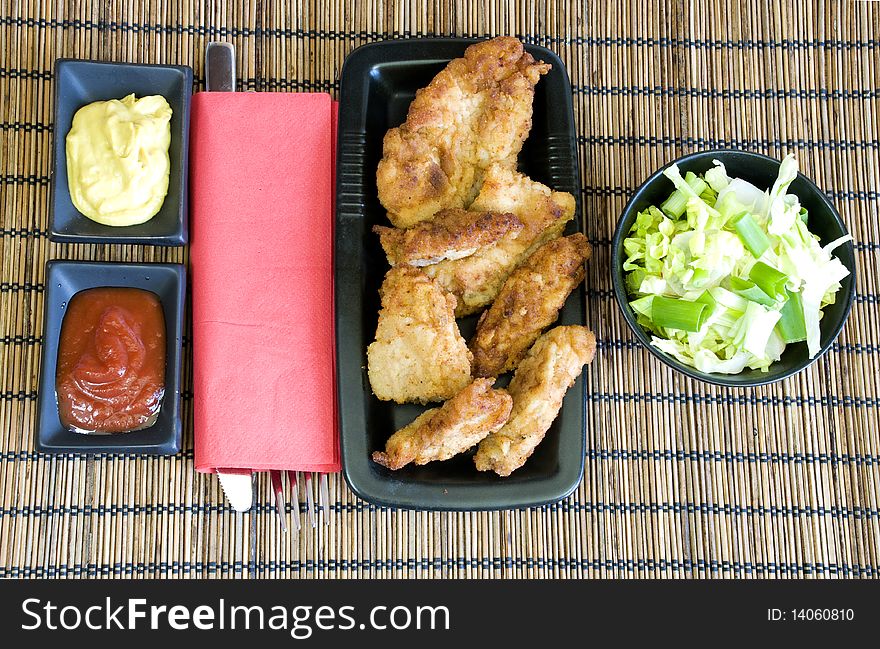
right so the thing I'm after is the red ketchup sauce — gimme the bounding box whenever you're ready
[56,287,166,434]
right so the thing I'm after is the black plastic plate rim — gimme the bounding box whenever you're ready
[49,58,192,246]
[335,38,585,511]
[36,260,186,455]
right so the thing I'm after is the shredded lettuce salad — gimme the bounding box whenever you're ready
[623,154,851,374]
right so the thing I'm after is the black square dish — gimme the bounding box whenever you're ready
[336,39,585,510]
[36,261,186,454]
[50,59,192,245]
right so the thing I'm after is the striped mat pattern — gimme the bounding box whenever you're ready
[1,1,878,578]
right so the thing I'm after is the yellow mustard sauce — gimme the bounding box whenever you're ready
[65,94,172,226]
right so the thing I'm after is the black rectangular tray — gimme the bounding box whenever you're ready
[335,38,585,510]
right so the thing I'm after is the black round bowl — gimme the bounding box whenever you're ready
[610,150,856,387]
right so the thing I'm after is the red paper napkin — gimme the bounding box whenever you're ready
[190,92,339,473]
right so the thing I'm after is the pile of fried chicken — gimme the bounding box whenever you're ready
[367,36,597,478]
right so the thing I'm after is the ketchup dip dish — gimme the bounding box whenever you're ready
[36,261,185,455]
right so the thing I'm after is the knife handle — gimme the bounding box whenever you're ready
[206,42,248,512]
[206,42,236,92]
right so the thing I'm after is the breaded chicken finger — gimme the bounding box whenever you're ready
[367,267,472,404]
[474,326,596,476]
[377,37,550,227]
[373,378,513,469]
[470,233,592,377]
[374,209,522,267]
[424,164,576,316]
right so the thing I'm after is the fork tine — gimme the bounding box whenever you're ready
[269,470,287,533]
[319,473,330,525]
[304,472,317,528]
[286,470,301,533]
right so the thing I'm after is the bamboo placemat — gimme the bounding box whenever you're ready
[1,0,878,579]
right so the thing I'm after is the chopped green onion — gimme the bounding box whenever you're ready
[699,183,718,206]
[695,290,716,312]
[661,174,709,218]
[651,295,708,332]
[685,172,708,195]
[732,212,770,258]
[776,289,807,343]
[749,262,788,300]
[729,276,776,307]
[660,192,688,219]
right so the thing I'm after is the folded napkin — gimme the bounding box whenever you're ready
[190,92,339,473]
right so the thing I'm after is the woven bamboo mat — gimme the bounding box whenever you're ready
[1,0,878,579]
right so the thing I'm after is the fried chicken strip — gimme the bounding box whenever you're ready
[377,37,550,228]
[474,326,596,477]
[367,267,472,404]
[372,378,513,470]
[373,209,523,267]
[470,233,592,377]
[423,164,576,316]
